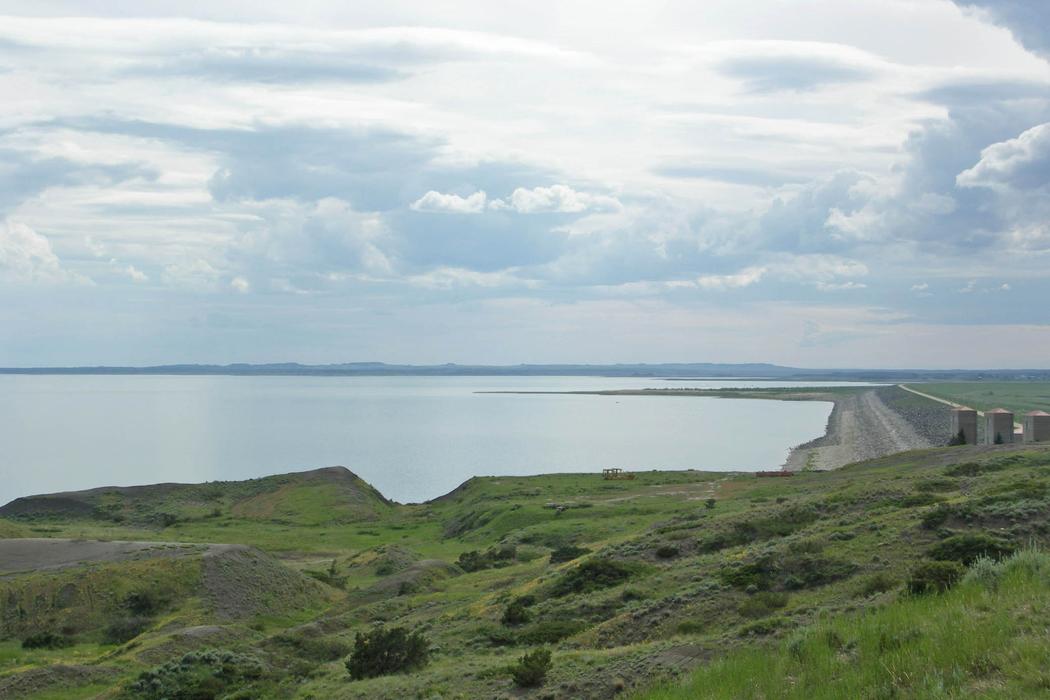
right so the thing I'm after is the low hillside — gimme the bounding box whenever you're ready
[639,548,1050,699]
[0,466,391,529]
[1,444,1049,698]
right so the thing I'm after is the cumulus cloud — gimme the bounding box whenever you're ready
[124,265,148,282]
[0,219,84,285]
[957,122,1050,191]
[489,185,622,214]
[410,190,488,213]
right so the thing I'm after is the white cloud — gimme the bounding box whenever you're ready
[911,282,929,292]
[490,185,622,214]
[696,266,767,290]
[124,265,148,282]
[410,190,488,214]
[957,122,1050,191]
[162,258,222,291]
[815,281,867,291]
[0,219,86,285]
[230,276,250,293]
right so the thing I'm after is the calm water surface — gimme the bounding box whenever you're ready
[0,376,859,504]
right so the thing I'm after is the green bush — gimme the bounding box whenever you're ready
[928,534,1013,565]
[549,544,591,564]
[345,626,430,680]
[501,597,534,626]
[126,650,267,699]
[124,590,167,616]
[737,591,789,618]
[458,545,518,572]
[519,619,586,645]
[655,545,679,559]
[906,561,964,594]
[854,572,897,597]
[509,648,552,688]
[21,632,74,650]
[104,617,152,644]
[550,559,638,596]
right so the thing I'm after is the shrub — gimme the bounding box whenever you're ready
[345,626,430,680]
[928,534,1013,565]
[519,619,586,645]
[549,544,591,564]
[655,545,679,559]
[907,561,964,594]
[550,559,638,596]
[458,545,518,572]
[854,572,897,597]
[677,620,705,635]
[501,598,533,626]
[21,632,73,650]
[916,477,957,493]
[898,493,942,508]
[737,591,789,618]
[127,649,266,699]
[104,617,152,644]
[510,648,552,688]
[920,504,955,530]
[704,498,717,509]
[124,590,166,616]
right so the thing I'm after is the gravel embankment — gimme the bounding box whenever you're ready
[784,386,949,471]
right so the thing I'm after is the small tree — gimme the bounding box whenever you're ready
[510,648,552,688]
[994,432,1004,445]
[704,498,717,510]
[345,626,430,680]
[948,429,967,446]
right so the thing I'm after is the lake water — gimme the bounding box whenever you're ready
[0,375,858,504]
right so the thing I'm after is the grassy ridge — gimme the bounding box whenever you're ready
[639,549,1050,699]
[3,445,1050,697]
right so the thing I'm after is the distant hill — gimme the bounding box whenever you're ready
[0,466,392,526]
[2,361,1049,381]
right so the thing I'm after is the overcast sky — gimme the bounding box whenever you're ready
[1,0,1049,368]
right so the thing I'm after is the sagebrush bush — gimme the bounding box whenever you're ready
[126,650,266,699]
[104,617,152,645]
[501,598,533,626]
[21,631,73,650]
[907,560,964,594]
[550,559,637,596]
[549,544,591,564]
[510,648,552,688]
[928,533,1013,565]
[655,545,679,559]
[345,626,430,680]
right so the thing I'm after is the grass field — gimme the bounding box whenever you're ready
[3,443,1050,698]
[908,382,1050,416]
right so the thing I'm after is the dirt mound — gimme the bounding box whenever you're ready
[201,545,333,620]
[0,664,119,699]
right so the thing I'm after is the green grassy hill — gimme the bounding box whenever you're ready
[2,445,1050,698]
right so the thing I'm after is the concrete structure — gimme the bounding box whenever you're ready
[984,408,1015,445]
[950,407,978,445]
[1024,411,1050,443]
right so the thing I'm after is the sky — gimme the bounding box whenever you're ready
[1,0,1049,368]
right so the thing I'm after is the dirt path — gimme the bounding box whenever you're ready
[784,389,935,471]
